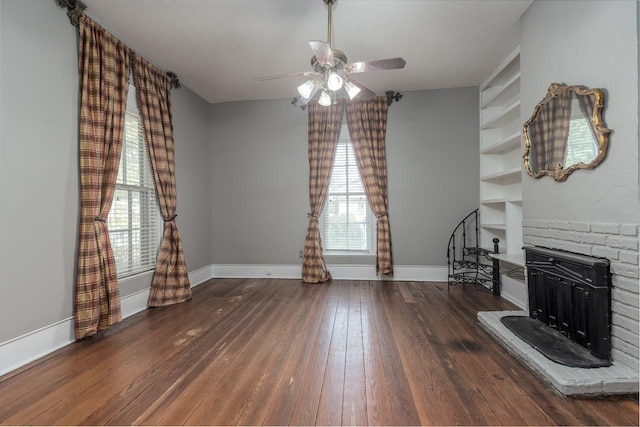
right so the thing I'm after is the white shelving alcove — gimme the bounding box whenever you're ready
[479,45,526,309]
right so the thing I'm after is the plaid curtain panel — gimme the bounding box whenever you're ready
[549,90,572,171]
[532,88,572,172]
[302,100,346,283]
[346,97,394,276]
[75,16,130,339]
[528,100,546,173]
[132,54,191,306]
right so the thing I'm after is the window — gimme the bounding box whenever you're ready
[107,98,159,278]
[322,128,373,253]
[563,96,598,166]
[563,117,597,166]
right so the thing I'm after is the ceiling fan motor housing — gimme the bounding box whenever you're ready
[311,49,347,72]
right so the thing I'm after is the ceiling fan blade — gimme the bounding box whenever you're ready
[255,71,319,81]
[309,40,334,66]
[349,79,377,100]
[347,57,407,73]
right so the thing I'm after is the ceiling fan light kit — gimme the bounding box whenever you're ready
[297,80,317,98]
[326,72,344,91]
[344,81,361,99]
[257,0,406,108]
[318,90,333,107]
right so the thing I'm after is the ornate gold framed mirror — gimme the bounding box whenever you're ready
[523,83,610,182]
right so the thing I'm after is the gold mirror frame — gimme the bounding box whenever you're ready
[523,83,610,182]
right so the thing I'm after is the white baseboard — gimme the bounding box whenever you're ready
[211,263,448,282]
[189,264,216,287]
[328,264,447,281]
[120,288,151,319]
[212,264,302,279]
[120,264,215,318]
[0,262,446,377]
[0,265,217,377]
[0,317,75,378]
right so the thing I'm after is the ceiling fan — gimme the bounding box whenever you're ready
[255,0,406,108]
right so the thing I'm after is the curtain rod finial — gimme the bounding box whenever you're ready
[291,97,308,110]
[386,91,403,106]
[56,0,86,26]
[167,72,181,89]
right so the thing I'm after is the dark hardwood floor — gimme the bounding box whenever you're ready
[0,278,637,425]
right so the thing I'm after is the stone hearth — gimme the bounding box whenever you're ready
[478,310,639,396]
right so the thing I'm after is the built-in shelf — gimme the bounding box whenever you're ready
[480,100,520,130]
[479,45,522,258]
[480,131,522,155]
[479,46,524,301]
[481,196,522,205]
[490,252,525,267]
[482,223,507,231]
[481,72,521,109]
[481,198,508,205]
[480,47,520,92]
[481,166,521,181]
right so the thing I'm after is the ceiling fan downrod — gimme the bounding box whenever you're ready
[325,0,335,46]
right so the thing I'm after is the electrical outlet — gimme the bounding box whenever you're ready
[299,250,303,258]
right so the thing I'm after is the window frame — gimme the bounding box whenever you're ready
[107,85,161,279]
[320,124,375,256]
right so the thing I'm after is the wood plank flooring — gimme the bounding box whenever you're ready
[0,278,637,426]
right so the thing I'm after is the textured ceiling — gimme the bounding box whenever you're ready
[81,0,533,104]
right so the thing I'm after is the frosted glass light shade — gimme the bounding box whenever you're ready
[318,90,332,106]
[297,80,316,99]
[344,81,361,99]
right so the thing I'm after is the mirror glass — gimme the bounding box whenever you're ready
[523,83,610,182]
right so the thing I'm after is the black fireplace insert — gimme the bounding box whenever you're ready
[523,246,611,361]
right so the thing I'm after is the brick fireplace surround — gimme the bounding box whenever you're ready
[479,219,639,396]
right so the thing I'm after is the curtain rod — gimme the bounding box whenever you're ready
[55,0,181,89]
[293,91,403,111]
[385,91,403,106]
[55,0,86,26]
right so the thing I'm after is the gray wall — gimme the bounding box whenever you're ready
[520,0,639,370]
[209,87,479,268]
[209,100,310,265]
[1,0,78,342]
[387,88,479,266]
[0,0,212,343]
[172,86,213,272]
[521,0,638,222]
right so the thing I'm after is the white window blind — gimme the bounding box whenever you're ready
[563,96,599,167]
[107,109,158,278]
[322,136,372,253]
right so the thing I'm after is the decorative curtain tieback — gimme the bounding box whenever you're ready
[307,213,318,219]
[164,214,177,222]
[94,216,107,223]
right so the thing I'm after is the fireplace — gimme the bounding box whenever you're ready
[524,246,611,361]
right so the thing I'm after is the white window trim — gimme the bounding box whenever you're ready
[107,83,162,279]
[320,124,376,256]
